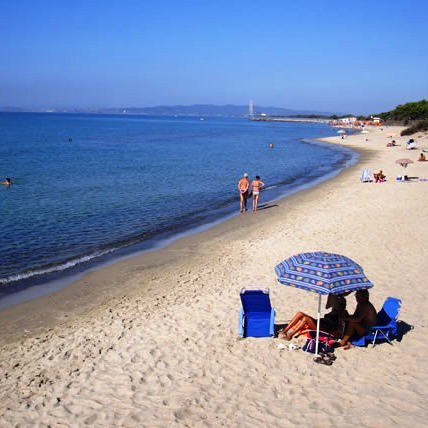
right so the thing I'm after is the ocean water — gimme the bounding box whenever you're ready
[0,113,356,301]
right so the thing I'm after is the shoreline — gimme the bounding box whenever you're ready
[2,125,428,426]
[0,139,362,341]
[0,135,357,311]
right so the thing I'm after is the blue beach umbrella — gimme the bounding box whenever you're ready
[275,252,373,355]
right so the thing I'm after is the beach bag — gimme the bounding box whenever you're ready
[302,333,335,354]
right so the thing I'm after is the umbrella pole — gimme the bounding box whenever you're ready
[315,294,322,356]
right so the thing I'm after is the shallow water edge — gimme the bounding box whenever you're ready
[0,138,358,310]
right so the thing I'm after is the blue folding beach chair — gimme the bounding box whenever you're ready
[352,297,402,347]
[238,288,276,338]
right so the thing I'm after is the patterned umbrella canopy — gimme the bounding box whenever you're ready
[275,252,373,295]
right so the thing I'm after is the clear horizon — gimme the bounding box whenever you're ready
[1,0,427,114]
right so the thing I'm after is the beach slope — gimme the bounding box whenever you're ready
[1,126,428,427]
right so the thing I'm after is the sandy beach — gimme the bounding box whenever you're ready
[1,126,428,427]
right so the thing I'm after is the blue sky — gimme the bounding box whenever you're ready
[1,0,427,114]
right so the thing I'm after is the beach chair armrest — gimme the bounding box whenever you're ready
[269,309,276,336]
[367,324,393,331]
[238,309,245,337]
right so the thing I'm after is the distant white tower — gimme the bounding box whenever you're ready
[249,99,254,117]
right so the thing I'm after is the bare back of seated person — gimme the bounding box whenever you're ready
[351,300,377,327]
[338,289,377,347]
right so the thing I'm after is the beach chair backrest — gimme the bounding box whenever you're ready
[360,169,371,182]
[240,289,272,313]
[377,297,402,326]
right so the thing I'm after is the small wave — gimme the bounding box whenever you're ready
[0,248,116,286]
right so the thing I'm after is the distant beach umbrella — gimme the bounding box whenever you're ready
[395,158,414,169]
[275,252,373,355]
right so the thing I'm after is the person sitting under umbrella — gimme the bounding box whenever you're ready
[279,295,348,340]
[336,289,377,348]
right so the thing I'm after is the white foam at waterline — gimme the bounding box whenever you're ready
[0,248,116,285]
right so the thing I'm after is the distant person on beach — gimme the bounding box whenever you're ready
[237,173,250,213]
[374,170,386,183]
[251,175,265,212]
[418,153,426,162]
[337,289,377,348]
[1,178,12,186]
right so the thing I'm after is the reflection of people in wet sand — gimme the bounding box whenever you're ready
[418,153,426,162]
[1,178,12,186]
[279,295,348,340]
[251,175,265,212]
[237,173,250,213]
[337,289,377,348]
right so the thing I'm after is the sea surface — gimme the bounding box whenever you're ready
[0,113,357,304]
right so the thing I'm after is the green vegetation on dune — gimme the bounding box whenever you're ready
[375,100,428,136]
[400,119,428,136]
[378,100,428,122]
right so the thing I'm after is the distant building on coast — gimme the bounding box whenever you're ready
[354,116,383,127]
[329,115,384,128]
[337,116,357,125]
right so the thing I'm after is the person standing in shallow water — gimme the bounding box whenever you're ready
[237,173,250,213]
[251,175,265,212]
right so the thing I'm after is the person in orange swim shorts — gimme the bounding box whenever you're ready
[237,173,250,213]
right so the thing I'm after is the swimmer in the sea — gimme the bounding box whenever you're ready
[1,177,12,186]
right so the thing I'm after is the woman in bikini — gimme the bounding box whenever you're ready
[279,296,348,340]
[251,175,265,212]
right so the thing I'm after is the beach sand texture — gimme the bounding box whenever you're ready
[1,126,428,427]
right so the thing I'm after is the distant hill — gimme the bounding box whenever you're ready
[0,104,339,117]
[100,104,338,117]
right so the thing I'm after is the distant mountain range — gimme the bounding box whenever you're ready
[1,104,341,117]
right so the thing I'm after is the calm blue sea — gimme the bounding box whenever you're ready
[0,113,356,302]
